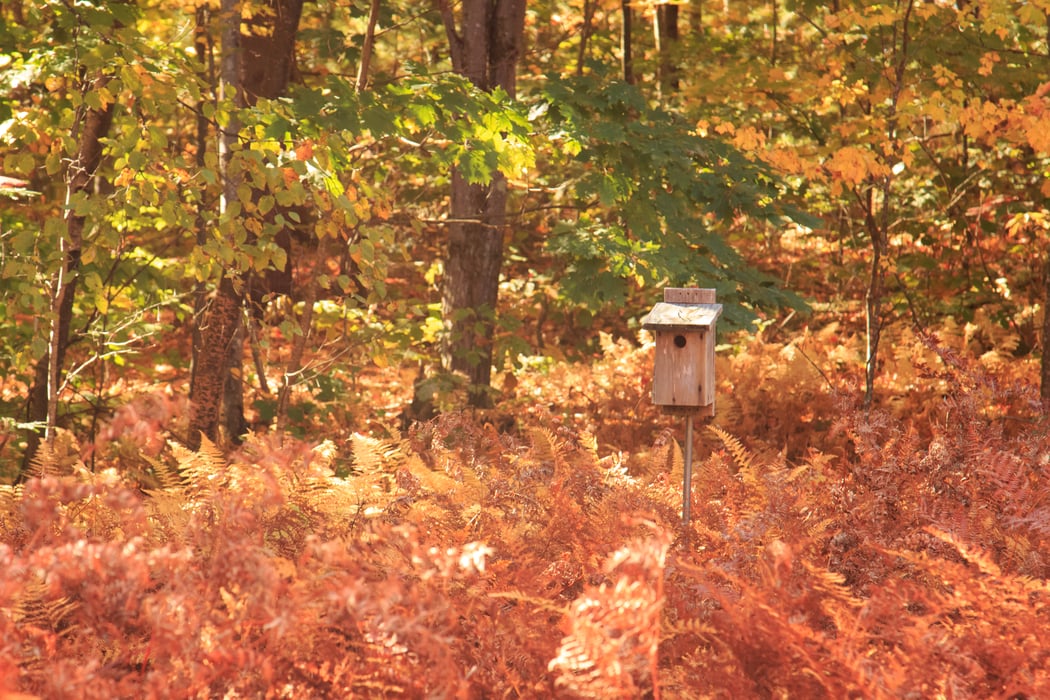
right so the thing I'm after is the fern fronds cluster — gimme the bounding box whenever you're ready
[3,316,1050,697]
[550,524,670,698]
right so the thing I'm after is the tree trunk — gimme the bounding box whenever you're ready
[189,277,245,449]
[621,0,634,84]
[436,0,526,407]
[689,0,704,35]
[576,0,595,77]
[356,0,382,91]
[863,188,886,409]
[1042,253,1050,409]
[21,76,114,476]
[442,173,508,402]
[654,2,680,96]
[863,0,913,410]
[187,0,304,449]
[771,0,779,63]
[188,0,244,450]
[275,235,326,440]
[190,3,215,397]
[223,320,249,440]
[1042,13,1050,411]
[239,0,304,104]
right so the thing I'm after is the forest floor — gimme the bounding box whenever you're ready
[3,300,1048,697]
[3,221,1049,696]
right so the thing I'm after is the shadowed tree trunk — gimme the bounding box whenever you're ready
[862,188,887,409]
[239,0,304,104]
[861,0,914,409]
[654,2,680,96]
[576,0,595,76]
[621,0,634,84]
[356,0,382,91]
[21,75,114,477]
[190,3,215,409]
[435,0,526,408]
[689,0,705,35]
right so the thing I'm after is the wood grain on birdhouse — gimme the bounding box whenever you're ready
[642,288,722,416]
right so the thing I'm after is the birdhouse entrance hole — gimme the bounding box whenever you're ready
[674,334,687,348]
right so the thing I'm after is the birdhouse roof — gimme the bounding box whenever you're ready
[641,302,722,330]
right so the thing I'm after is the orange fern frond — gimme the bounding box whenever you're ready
[708,425,755,475]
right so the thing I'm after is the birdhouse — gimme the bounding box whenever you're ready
[642,288,722,416]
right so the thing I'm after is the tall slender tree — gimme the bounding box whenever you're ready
[576,0,596,76]
[22,74,114,474]
[187,0,245,450]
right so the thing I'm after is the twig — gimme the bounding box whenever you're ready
[793,341,835,391]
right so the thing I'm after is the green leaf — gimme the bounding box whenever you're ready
[459,149,492,185]
[257,194,276,215]
[270,244,287,273]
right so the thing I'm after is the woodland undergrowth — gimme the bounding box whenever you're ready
[2,317,1049,698]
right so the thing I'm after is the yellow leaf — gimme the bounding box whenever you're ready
[114,168,136,188]
[1026,115,1050,154]
[762,147,803,175]
[978,51,1000,77]
[826,145,886,186]
[714,121,735,136]
[732,126,766,152]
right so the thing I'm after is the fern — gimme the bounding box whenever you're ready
[6,309,1050,698]
[708,425,755,474]
[24,429,85,479]
[170,433,228,493]
[632,428,683,483]
[548,531,669,699]
[489,590,568,616]
[349,432,403,475]
[141,451,185,491]
[9,577,78,634]
[0,483,20,533]
[5,576,80,685]
[528,426,567,475]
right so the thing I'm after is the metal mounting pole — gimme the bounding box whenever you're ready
[682,414,694,526]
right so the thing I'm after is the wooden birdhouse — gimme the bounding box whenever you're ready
[642,288,722,416]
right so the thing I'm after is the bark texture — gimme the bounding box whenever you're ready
[187,0,304,449]
[437,0,526,406]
